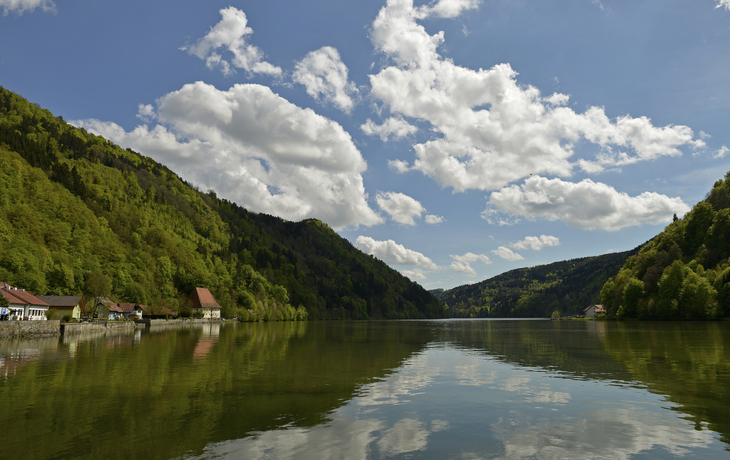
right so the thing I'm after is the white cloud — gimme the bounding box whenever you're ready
[486,176,690,231]
[73,81,382,230]
[376,191,425,225]
[492,246,524,261]
[510,235,560,251]
[136,104,155,122]
[450,252,491,276]
[0,0,55,16]
[424,214,444,224]
[401,268,428,280]
[388,159,411,173]
[715,145,729,158]
[355,236,438,270]
[717,0,730,11]
[368,0,704,192]
[293,46,358,113]
[181,7,281,77]
[361,116,418,141]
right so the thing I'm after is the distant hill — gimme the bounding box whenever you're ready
[439,248,639,318]
[0,86,443,320]
[599,173,730,320]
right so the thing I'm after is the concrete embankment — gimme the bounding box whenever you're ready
[61,321,135,334]
[0,320,61,338]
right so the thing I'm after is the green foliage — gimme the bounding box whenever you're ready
[0,86,442,321]
[440,249,638,318]
[601,172,730,320]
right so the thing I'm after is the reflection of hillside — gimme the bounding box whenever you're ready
[436,320,634,382]
[0,321,434,460]
[600,322,730,446]
[437,319,730,450]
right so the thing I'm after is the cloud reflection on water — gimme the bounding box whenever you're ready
[183,347,720,459]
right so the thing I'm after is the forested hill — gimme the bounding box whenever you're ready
[599,172,730,320]
[439,248,638,318]
[0,86,443,320]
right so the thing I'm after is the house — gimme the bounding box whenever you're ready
[37,295,86,320]
[584,304,606,318]
[95,301,140,320]
[187,287,222,319]
[138,304,177,319]
[0,287,50,320]
[103,303,143,320]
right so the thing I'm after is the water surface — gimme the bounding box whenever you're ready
[0,319,728,459]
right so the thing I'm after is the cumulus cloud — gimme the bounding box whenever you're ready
[717,0,730,11]
[73,81,382,230]
[510,235,560,251]
[0,0,55,15]
[355,236,438,270]
[181,7,281,77]
[486,176,690,231]
[377,191,430,225]
[401,268,428,280]
[136,104,155,122]
[492,246,525,261]
[715,145,729,159]
[424,214,444,224]
[368,0,704,192]
[293,46,358,113]
[450,252,491,276]
[388,159,411,173]
[361,116,418,141]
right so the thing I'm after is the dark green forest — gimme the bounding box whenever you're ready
[0,87,443,320]
[437,249,638,318]
[599,172,730,320]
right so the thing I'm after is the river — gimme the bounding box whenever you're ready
[0,319,728,459]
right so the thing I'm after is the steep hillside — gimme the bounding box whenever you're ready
[440,248,638,318]
[0,86,443,320]
[600,173,730,320]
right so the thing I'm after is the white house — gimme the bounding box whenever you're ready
[584,304,606,318]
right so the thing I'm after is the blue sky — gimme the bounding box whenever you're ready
[2,0,730,290]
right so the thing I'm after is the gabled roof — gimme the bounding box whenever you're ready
[1,288,49,307]
[108,303,137,313]
[584,304,606,312]
[37,295,84,309]
[187,287,221,309]
[138,305,177,316]
[1,289,27,306]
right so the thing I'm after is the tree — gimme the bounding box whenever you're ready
[84,272,111,318]
[621,278,644,319]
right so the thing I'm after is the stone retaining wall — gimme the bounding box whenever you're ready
[0,320,61,338]
[61,321,135,334]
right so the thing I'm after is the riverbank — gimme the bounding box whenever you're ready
[0,319,227,338]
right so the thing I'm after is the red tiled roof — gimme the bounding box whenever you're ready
[1,289,26,306]
[187,287,221,309]
[138,305,176,316]
[108,303,137,313]
[1,288,48,307]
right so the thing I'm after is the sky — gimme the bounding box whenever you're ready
[2,0,730,290]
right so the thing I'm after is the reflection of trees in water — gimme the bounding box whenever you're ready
[601,321,730,447]
[0,321,434,460]
[437,320,633,382]
[437,319,730,450]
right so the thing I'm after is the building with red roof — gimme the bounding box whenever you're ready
[187,288,222,319]
[1,287,50,320]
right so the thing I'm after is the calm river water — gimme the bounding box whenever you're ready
[0,319,729,459]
